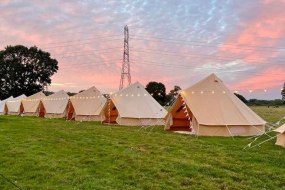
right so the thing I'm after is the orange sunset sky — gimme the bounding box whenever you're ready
[1,0,284,99]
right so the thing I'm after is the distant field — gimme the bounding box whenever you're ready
[0,106,284,189]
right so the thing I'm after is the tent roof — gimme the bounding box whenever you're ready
[180,73,266,126]
[73,86,98,97]
[11,94,27,101]
[70,86,107,115]
[110,82,167,119]
[45,90,69,99]
[274,123,285,133]
[25,91,46,100]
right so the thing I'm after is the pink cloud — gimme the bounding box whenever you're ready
[220,0,285,64]
[232,67,285,90]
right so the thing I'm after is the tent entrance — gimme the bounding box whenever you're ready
[169,96,192,131]
[67,102,75,120]
[104,100,118,124]
[19,103,24,115]
[38,101,45,117]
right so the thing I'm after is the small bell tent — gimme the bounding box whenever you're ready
[6,94,26,115]
[274,124,285,148]
[42,90,69,118]
[22,92,46,116]
[104,82,168,126]
[67,86,107,121]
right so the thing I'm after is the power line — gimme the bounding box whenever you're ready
[130,36,285,52]
[130,49,285,65]
[129,26,285,40]
[42,38,122,49]
[130,57,285,77]
[52,47,123,56]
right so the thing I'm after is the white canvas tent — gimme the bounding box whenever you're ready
[165,74,266,136]
[104,82,168,126]
[6,94,27,115]
[67,86,107,121]
[22,92,46,116]
[0,96,13,115]
[274,124,285,148]
[42,90,69,118]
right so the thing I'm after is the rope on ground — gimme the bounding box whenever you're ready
[0,173,22,190]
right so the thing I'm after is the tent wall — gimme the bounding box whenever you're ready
[7,102,24,115]
[44,112,67,118]
[275,133,285,148]
[75,115,104,122]
[116,117,165,126]
[191,124,265,137]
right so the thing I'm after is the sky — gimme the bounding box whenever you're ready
[0,0,284,99]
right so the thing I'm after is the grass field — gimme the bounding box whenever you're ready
[0,106,285,189]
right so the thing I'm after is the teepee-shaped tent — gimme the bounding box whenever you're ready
[22,92,46,116]
[104,82,168,126]
[166,74,266,136]
[274,124,285,148]
[67,86,107,121]
[6,94,26,115]
[42,90,69,118]
[0,96,13,115]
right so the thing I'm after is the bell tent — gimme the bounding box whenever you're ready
[67,86,107,121]
[165,74,266,136]
[274,124,285,148]
[0,96,13,115]
[42,90,69,118]
[104,82,168,126]
[6,94,27,115]
[22,92,46,116]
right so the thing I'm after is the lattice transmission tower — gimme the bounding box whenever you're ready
[119,25,131,90]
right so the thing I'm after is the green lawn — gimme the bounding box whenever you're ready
[0,106,285,189]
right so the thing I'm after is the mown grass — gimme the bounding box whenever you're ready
[0,106,285,189]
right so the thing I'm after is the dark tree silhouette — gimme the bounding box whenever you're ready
[145,81,166,106]
[0,45,58,99]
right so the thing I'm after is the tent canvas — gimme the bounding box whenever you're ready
[6,94,26,115]
[0,96,13,115]
[104,82,168,126]
[166,74,266,136]
[274,124,285,148]
[22,92,46,116]
[42,90,69,118]
[68,86,107,121]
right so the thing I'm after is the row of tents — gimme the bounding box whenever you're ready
[1,73,284,144]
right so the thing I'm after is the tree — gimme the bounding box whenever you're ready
[281,82,285,103]
[165,85,181,105]
[145,81,166,106]
[0,45,58,99]
[234,93,248,104]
